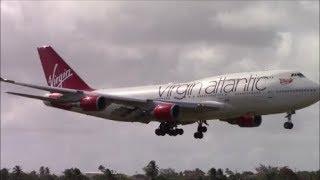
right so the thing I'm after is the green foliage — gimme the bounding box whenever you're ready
[296,170,320,180]
[255,164,279,180]
[183,168,205,180]
[279,166,298,180]
[38,166,55,180]
[12,165,23,178]
[224,168,241,180]
[0,163,319,180]
[62,168,88,180]
[1,168,9,180]
[157,168,179,180]
[93,165,116,180]
[143,160,159,180]
[208,168,216,180]
[216,168,227,180]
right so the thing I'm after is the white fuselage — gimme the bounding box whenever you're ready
[71,70,319,124]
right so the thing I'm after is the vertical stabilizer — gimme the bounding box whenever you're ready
[37,46,93,91]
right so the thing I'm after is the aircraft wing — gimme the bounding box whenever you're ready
[1,77,226,111]
[6,92,72,103]
[94,93,227,112]
[1,77,81,94]
[159,100,226,110]
[1,76,146,105]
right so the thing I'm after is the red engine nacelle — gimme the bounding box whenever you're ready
[79,95,107,111]
[45,93,107,111]
[45,93,72,110]
[152,103,180,121]
[227,115,262,127]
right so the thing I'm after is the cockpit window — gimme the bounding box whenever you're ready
[291,73,305,78]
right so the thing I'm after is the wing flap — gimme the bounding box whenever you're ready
[154,100,226,111]
[99,94,149,107]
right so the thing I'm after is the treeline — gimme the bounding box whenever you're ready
[1,161,319,180]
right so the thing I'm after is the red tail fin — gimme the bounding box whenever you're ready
[37,46,93,91]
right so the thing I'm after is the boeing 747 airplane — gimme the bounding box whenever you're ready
[1,46,319,139]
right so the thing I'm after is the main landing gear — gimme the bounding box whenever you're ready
[194,121,208,139]
[284,111,295,129]
[155,122,184,136]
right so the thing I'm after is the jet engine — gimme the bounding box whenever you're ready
[79,95,107,111]
[226,115,262,127]
[45,93,107,111]
[152,103,180,121]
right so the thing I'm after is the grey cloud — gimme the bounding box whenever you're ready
[1,1,319,175]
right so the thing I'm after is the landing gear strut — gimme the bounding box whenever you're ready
[284,111,295,129]
[194,121,208,139]
[155,122,184,136]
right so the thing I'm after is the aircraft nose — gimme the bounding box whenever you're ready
[312,81,320,102]
[304,79,320,103]
[317,85,320,101]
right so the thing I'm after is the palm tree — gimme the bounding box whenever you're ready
[143,160,159,180]
[39,166,46,177]
[208,168,217,180]
[216,169,227,180]
[12,166,23,178]
[45,167,50,175]
[98,165,114,179]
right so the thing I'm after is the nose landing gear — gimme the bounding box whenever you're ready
[284,111,295,129]
[194,121,208,139]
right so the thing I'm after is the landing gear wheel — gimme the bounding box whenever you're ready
[155,129,161,136]
[177,128,184,135]
[198,126,207,133]
[155,129,165,136]
[168,129,178,136]
[284,122,293,129]
[173,130,179,136]
[284,111,295,130]
[194,121,207,139]
[159,123,170,132]
[156,122,184,137]
[194,132,203,139]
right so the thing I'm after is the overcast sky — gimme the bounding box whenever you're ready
[1,1,319,175]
